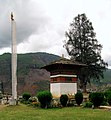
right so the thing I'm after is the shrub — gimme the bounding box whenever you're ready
[83,102,93,108]
[60,94,68,107]
[20,100,30,104]
[101,100,108,106]
[104,91,111,105]
[104,91,111,99]
[89,92,104,107]
[107,94,111,105]
[22,92,31,101]
[67,101,75,107]
[75,92,83,106]
[37,91,52,108]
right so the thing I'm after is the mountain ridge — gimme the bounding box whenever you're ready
[0,52,110,95]
[0,52,60,95]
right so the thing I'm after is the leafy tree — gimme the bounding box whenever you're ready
[64,13,108,92]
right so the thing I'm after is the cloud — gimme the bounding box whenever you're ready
[17,25,67,56]
[0,0,111,66]
[0,0,50,48]
[103,53,111,67]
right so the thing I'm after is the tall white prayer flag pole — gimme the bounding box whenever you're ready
[11,12,17,104]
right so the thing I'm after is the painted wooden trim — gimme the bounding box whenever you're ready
[50,74,77,78]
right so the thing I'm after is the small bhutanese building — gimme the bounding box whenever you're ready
[42,57,86,98]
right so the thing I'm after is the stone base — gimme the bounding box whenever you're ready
[9,97,17,105]
[50,83,77,97]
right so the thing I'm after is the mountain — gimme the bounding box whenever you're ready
[0,52,110,95]
[0,52,60,95]
[101,69,111,83]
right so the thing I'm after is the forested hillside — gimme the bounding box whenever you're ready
[102,69,111,83]
[0,52,110,95]
[0,52,60,95]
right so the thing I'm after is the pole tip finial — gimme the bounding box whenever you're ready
[11,12,14,21]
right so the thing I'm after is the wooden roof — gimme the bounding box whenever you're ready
[41,57,87,70]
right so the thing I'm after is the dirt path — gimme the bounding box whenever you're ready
[0,105,7,110]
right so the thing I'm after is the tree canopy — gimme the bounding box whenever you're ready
[64,13,108,91]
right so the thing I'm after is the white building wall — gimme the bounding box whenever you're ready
[50,83,77,97]
[50,83,60,97]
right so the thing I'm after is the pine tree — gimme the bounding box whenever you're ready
[65,13,108,92]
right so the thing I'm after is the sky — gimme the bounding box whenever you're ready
[0,0,111,67]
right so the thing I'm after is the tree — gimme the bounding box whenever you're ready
[64,13,108,92]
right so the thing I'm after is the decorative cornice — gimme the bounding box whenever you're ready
[50,74,77,78]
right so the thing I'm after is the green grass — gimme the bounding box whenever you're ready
[0,104,111,120]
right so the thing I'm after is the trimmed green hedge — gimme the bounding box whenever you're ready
[22,92,31,101]
[60,94,68,107]
[37,91,52,108]
[89,92,104,107]
[75,92,83,106]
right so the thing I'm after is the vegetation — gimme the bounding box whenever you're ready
[0,52,60,94]
[64,13,108,92]
[22,92,31,101]
[0,105,111,120]
[60,94,68,107]
[0,91,3,99]
[17,52,60,75]
[104,90,111,105]
[104,91,111,98]
[89,92,104,107]
[19,90,111,108]
[102,69,111,83]
[0,52,60,76]
[83,101,93,108]
[107,94,111,105]
[20,92,31,104]
[37,91,52,108]
[0,52,110,95]
[75,92,83,106]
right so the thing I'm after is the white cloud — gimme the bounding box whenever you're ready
[0,0,111,67]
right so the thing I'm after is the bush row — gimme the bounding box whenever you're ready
[20,90,111,108]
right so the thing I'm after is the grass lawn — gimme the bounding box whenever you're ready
[0,104,111,120]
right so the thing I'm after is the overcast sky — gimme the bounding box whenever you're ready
[0,0,111,67]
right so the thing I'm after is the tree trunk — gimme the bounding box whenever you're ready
[83,84,87,93]
[79,76,87,93]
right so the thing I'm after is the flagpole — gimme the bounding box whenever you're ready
[11,12,17,105]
